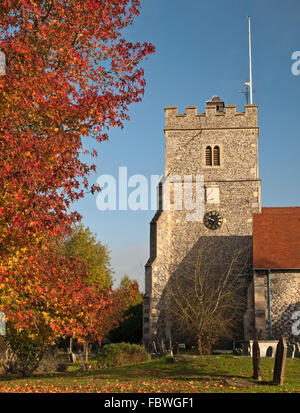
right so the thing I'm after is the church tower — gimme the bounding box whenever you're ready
[143,97,261,348]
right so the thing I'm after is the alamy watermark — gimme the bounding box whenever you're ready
[292,310,300,337]
[96,167,205,222]
[291,51,300,75]
[0,312,5,336]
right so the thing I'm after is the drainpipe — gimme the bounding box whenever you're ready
[267,269,272,339]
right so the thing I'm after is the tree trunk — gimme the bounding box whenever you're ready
[68,337,76,363]
[83,341,89,363]
[197,336,203,355]
[197,335,212,355]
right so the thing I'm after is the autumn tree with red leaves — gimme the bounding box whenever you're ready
[0,0,154,374]
[0,0,154,237]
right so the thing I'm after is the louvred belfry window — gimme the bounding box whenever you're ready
[213,146,220,166]
[206,146,212,166]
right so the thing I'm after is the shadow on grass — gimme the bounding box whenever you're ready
[253,380,277,386]
[0,356,249,383]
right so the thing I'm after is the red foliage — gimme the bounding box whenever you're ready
[0,1,154,343]
[0,0,154,237]
[1,237,128,344]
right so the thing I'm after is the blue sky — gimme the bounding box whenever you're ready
[74,0,300,289]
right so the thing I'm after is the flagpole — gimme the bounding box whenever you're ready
[248,16,253,104]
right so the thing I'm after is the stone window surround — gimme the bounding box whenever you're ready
[203,143,224,169]
[205,145,213,166]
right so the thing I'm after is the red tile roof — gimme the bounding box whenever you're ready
[261,207,300,215]
[253,207,300,269]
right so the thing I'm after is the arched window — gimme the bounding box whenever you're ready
[205,146,212,166]
[213,146,220,166]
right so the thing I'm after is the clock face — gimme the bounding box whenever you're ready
[204,211,223,230]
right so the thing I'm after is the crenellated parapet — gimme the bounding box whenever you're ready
[165,104,258,130]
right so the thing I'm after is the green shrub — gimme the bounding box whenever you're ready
[0,328,48,377]
[97,342,149,368]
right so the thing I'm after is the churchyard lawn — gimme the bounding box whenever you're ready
[0,354,299,393]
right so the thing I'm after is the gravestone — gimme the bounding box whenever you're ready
[266,346,273,357]
[287,344,295,359]
[177,343,185,354]
[273,337,287,385]
[295,343,300,358]
[68,351,76,363]
[78,353,87,371]
[252,340,261,381]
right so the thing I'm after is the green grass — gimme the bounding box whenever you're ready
[0,354,299,393]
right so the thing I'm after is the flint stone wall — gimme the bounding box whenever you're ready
[144,103,261,348]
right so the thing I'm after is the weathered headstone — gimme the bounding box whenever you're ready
[295,343,300,358]
[68,351,76,363]
[266,346,273,357]
[273,337,287,385]
[252,340,261,380]
[287,344,295,359]
[177,343,185,354]
[78,353,87,371]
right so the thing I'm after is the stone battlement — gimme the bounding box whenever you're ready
[165,104,258,130]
